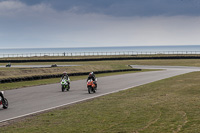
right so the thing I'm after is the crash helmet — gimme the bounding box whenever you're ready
[63,71,67,76]
[89,72,94,77]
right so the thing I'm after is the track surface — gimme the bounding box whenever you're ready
[1,65,200,123]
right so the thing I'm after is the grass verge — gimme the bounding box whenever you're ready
[1,71,200,132]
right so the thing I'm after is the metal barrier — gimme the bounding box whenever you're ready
[1,51,200,58]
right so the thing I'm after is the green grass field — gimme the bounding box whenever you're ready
[1,71,200,133]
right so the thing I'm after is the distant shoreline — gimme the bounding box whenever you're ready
[1,45,200,55]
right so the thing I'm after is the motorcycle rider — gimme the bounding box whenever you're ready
[0,91,5,103]
[61,71,70,88]
[87,72,97,88]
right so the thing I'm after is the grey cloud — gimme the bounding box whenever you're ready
[1,0,200,48]
[17,0,200,17]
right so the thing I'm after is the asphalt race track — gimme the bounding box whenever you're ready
[1,65,200,123]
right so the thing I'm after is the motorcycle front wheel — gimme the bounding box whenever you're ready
[61,85,65,92]
[88,86,92,94]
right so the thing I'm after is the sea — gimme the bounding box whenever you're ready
[0,45,200,57]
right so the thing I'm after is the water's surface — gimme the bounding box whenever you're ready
[0,45,199,54]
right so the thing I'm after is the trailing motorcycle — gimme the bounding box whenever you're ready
[61,79,70,92]
[0,91,8,109]
[87,78,97,94]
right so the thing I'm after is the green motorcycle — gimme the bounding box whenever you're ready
[61,79,70,92]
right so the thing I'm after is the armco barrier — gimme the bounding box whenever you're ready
[0,69,141,83]
[1,56,200,63]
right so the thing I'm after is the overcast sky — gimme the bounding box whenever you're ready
[1,0,200,48]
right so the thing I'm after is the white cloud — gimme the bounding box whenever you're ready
[0,0,25,16]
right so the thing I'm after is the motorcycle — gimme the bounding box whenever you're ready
[87,78,97,94]
[61,79,70,92]
[0,91,8,109]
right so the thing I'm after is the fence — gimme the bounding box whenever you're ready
[1,51,200,58]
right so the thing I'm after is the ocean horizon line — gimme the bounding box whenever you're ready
[0,45,200,56]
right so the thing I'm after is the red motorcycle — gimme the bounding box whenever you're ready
[0,91,8,109]
[87,79,97,94]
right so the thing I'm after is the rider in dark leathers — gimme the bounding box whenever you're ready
[87,72,97,88]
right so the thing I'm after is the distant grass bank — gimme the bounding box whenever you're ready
[1,71,200,132]
[1,59,200,79]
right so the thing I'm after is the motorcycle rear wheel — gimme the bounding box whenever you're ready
[67,85,69,91]
[2,98,8,109]
[93,88,96,93]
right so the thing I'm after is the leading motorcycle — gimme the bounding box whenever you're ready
[0,91,8,109]
[87,78,97,94]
